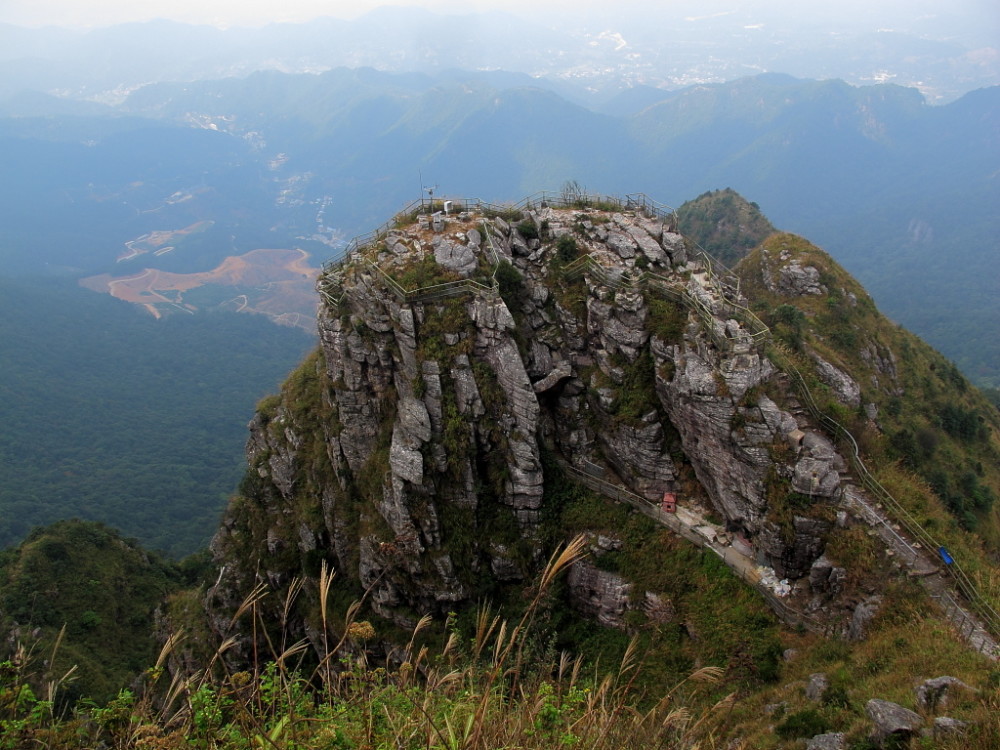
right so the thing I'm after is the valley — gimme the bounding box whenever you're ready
[80,247,320,329]
[0,7,998,745]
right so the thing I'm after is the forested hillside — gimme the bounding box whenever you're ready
[2,72,995,384]
[0,520,183,703]
[0,277,314,557]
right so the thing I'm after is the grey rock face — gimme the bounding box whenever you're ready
[861,343,898,380]
[757,516,829,580]
[781,262,825,296]
[567,560,632,629]
[806,672,829,701]
[606,230,637,259]
[628,225,669,265]
[212,204,868,644]
[931,716,969,737]
[597,419,677,500]
[655,343,768,526]
[810,351,862,408]
[471,294,543,518]
[451,356,485,417]
[915,676,974,711]
[865,699,923,742]
[532,361,573,393]
[433,237,478,276]
[661,231,687,265]
[809,555,846,598]
[849,595,883,641]
[792,431,845,498]
[389,428,424,485]
[806,733,846,750]
[760,242,826,297]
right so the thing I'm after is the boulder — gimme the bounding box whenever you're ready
[433,237,478,276]
[931,716,969,737]
[809,555,846,597]
[567,560,632,629]
[865,699,922,743]
[811,351,861,408]
[805,672,829,702]
[606,230,637,259]
[848,595,882,641]
[806,733,846,750]
[915,676,974,711]
[777,261,825,296]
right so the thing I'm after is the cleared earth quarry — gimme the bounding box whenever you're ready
[81,247,319,329]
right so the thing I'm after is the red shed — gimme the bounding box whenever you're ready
[661,492,677,513]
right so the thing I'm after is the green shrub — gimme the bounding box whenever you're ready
[516,220,539,241]
[647,296,687,343]
[556,235,578,263]
[775,708,829,740]
[495,261,527,308]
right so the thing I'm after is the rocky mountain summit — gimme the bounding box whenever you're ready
[205,194,1000,660]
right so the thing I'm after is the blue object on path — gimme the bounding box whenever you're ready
[939,546,954,565]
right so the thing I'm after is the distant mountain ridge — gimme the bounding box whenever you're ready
[1,69,995,384]
[1,5,996,103]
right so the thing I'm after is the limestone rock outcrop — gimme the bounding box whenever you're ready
[567,560,632,629]
[208,202,864,646]
[865,699,923,743]
[915,676,974,711]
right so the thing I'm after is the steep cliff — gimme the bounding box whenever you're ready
[205,196,1000,659]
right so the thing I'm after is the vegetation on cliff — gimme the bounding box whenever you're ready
[676,188,776,267]
[737,233,1000,547]
[0,520,185,704]
[2,534,998,749]
[3,194,1000,748]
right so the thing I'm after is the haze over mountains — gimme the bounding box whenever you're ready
[2,3,997,103]
[2,56,997,383]
[0,3,997,556]
[2,9,1000,738]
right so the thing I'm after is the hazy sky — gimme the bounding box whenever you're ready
[5,0,568,27]
[2,0,998,36]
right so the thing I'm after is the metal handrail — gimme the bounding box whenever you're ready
[768,344,1000,643]
[320,191,678,276]
[558,461,834,635]
[315,192,998,648]
[562,255,767,352]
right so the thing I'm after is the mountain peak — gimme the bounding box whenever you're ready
[204,193,1000,670]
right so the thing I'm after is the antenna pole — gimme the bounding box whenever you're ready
[422,182,438,215]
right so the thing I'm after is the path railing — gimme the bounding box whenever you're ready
[557,461,835,635]
[561,255,769,351]
[319,191,676,276]
[560,255,998,652]
[319,219,504,309]
[315,192,999,653]
[766,344,1000,649]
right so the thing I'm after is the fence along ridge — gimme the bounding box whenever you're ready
[318,191,669,306]
[556,460,833,635]
[655,224,993,630]
[767,345,1000,642]
[562,251,998,646]
[320,219,505,308]
[316,192,999,646]
[318,191,680,274]
[562,254,768,351]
